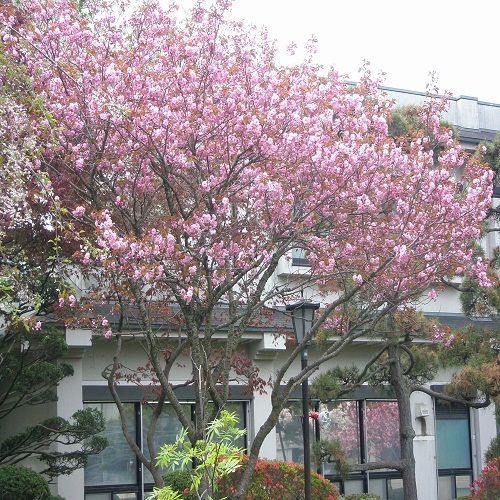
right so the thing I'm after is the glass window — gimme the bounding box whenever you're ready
[455,475,472,497]
[276,401,314,465]
[365,401,400,463]
[387,478,404,500]
[217,402,247,450]
[436,420,471,469]
[142,403,191,484]
[142,402,246,484]
[292,247,309,266]
[307,399,404,498]
[368,478,386,498]
[438,474,473,500]
[84,403,137,487]
[85,399,247,497]
[321,401,361,474]
[344,479,364,495]
[438,475,453,500]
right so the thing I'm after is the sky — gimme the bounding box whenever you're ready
[212,0,500,104]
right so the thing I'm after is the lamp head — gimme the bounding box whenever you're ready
[286,299,320,345]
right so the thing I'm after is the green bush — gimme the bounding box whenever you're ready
[485,435,500,463]
[162,470,196,500]
[0,464,51,499]
[220,456,340,499]
[343,494,383,500]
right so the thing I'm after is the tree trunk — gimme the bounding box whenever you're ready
[388,344,418,500]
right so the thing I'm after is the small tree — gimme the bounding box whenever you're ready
[0,464,51,499]
[151,410,245,500]
[0,323,108,477]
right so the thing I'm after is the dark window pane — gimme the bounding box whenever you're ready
[365,401,400,463]
[84,403,137,487]
[218,402,247,449]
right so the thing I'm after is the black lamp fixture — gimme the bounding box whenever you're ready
[286,299,320,347]
[286,299,320,500]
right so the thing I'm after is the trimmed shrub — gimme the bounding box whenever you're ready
[162,456,340,499]
[469,457,500,499]
[162,470,196,500]
[343,495,383,500]
[220,455,340,499]
[0,464,51,500]
[485,435,500,463]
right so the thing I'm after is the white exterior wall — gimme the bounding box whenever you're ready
[411,391,437,500]
[472,405,497,475]
[52,330,92,500]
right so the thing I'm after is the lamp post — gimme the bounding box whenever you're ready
[286,299,320,500]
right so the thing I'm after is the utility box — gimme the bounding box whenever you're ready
[415,403,430,418]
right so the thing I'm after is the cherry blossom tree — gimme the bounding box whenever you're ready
[0,0,494,496]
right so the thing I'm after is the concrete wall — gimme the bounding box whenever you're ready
[384,85,500,135]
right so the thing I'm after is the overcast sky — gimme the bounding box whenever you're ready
[217,0,500,104]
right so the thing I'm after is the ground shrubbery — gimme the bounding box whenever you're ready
[468,457,500,499]
[0,464,64,500]
[342,494,383,500]
[162,469,196,500]
[219,456,340,499]
[485,435,500,463]
[163,456,340,499]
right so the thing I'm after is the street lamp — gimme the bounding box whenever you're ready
[286,299,320,500]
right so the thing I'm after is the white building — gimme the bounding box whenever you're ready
[2,87,500,500]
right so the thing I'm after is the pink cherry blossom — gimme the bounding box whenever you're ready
[72,206,85,217]
[2,1,494,488]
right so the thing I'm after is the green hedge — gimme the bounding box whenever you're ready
[485,435,500,463]
[342,494,383,500]
[220,456,340,499]
[164,456,340,499]
[163,469,196,500]
[0,465,54,500]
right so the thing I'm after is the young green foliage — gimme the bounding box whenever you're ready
[150,410,245,500]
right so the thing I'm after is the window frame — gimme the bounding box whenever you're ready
[83,389,249,500]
